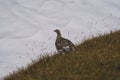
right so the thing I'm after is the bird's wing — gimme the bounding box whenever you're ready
[61,38,75,47]
[55,37,75,53]
[61,38,76,51]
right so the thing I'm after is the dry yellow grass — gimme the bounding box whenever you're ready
[4,30,120,80]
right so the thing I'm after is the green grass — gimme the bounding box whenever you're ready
[4,30,120,80]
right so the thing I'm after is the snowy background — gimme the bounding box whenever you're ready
[0,0,120,78]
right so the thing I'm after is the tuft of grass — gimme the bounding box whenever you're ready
[4,30,120,80]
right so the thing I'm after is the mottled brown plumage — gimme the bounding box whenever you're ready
[54,29,75,54]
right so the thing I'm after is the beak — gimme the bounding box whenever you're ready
[54,30,56,32]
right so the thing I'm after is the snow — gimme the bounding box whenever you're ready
[0,0,120,78]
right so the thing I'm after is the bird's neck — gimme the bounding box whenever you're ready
[57,33,62,39]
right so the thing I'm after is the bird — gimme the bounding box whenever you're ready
[54,29,76,54]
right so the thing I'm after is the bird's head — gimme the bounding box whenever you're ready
[54,29,61,34]
[54,29,62,38]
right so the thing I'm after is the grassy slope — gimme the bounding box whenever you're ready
[4,31,120,80]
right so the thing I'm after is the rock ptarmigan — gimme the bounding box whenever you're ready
[54,29,75,54]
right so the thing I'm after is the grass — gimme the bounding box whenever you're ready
[4,30,120,80]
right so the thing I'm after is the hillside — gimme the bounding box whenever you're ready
[0,0,120,77]
[4,30,120,80]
